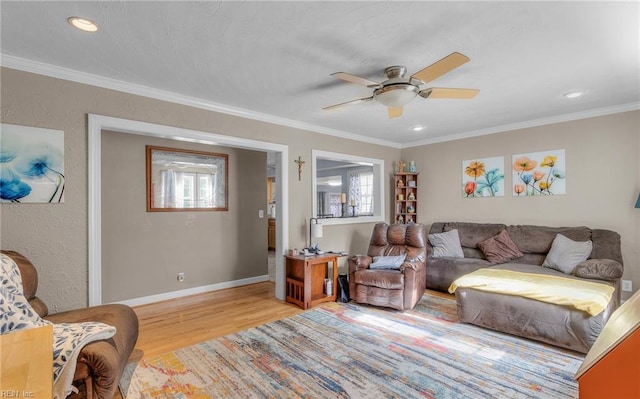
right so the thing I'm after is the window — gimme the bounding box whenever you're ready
[359,172,374,215]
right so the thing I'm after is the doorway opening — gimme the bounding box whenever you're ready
[87,114,288,305]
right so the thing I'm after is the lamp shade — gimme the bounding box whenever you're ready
[635,193,640,208]
[308,217,323,247]
[311,223,323,238]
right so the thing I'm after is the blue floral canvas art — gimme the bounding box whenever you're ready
[0,124,65,203]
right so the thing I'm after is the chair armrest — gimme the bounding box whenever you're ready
[401,260,427,272]
[574,259,623,281]
[45,304,138,399]
[348,255,372,272]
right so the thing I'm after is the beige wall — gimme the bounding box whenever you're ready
[101,131,267,303]
[0,67,400,311]
[401,110,640,300]
[2,66,637,309]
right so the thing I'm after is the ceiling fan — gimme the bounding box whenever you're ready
[323,52,479,119]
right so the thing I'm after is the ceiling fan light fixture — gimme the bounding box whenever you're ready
[373,84,419,107]
[67,17,98,32]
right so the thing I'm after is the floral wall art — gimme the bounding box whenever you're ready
[462,156,505,197]
[512,149,565,197]
[0,124,65,203]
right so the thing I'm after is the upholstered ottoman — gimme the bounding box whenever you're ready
[455,264,617,354]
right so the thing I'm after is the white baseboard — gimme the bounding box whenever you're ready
[113,275,270,307]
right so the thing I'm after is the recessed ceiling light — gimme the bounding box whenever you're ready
[67,17,98,32]
[410,125,426,132]
[563,90,584,99]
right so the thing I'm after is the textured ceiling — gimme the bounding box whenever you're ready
[1,1,639,147]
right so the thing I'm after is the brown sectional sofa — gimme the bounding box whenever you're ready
[426,222,624,353]
[2,250,139,399]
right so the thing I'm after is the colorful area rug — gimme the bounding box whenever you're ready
[125,294,583,398]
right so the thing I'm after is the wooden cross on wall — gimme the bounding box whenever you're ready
[294,156,305,181]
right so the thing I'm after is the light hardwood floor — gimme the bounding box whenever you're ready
[132,281,302,358]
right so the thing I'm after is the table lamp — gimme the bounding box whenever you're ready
[308,217,323,248]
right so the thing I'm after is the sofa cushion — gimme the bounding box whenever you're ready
[428,229,464,258]
[370,254,406,269]
[426,257,491,292]
[443,222,506,248]
[477,229,524,264]
[506,225,591,254]
[542,234,592,274]
[354,269,404,289]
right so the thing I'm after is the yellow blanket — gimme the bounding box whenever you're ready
[448,268,614,316]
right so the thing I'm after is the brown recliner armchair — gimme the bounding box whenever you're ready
[1,250,139,399]
[348,223,427,311]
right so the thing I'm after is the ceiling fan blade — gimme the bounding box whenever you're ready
[388,106,403,119]
[331,72,382,88]
[419,88,479,99]
[411,52,470,84]
[322,96,374,111]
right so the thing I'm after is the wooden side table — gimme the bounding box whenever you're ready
[285,253,342,309]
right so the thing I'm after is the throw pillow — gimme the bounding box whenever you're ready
[369,254,406,269]
[428,229,464,258]
[574,259,623,281]
[477,229,523,264]
[542,234,592,274]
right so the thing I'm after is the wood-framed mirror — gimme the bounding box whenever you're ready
[146,145,228,212]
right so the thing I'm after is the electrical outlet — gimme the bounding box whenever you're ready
[621,279,632,292]
[177,272,185,282]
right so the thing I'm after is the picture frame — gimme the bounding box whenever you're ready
[0,124,65,203]
[146,146,228,212]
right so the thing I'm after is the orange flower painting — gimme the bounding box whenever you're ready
[512,150,565,196]
[462,156,504,197]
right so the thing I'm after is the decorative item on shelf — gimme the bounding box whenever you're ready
[350,199,357,217]
[406,215,414,223]
[294,156,305,181]
[397,214,404,223]
[307,218,323,250]
[398,194,404,201]
[408,180,416,187]
[407,160,417,173]
[397,160,406,173]
[407,204,415,214]
[407,192,416,200]
[340,193,347,217]
[397,179,405,187]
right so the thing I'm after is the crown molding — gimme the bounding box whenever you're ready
[0,54,401,149]
[401,102,640,148]
[2,54,635,150]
